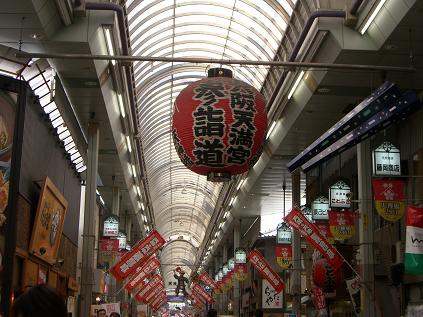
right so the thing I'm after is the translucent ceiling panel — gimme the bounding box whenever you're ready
[126,0,297,287]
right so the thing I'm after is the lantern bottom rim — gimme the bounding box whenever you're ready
[207,171,232,182]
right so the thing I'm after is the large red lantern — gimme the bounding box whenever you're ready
[312,258,343,292]
[172,68,267,181]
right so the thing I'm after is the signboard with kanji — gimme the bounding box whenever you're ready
[262,279,283,309]
[124,257,160,293]
[110,230,165,282]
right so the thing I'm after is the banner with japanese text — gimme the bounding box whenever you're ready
[247,249,284,293]
[199,271,218,289]
[192,283,214,304]
[262,279,283,308]
[346,276,361,316]
[285,207,343,271]
[315,222,334,244]
[372,179,405,222]
[144,283,165,304]
[135,274,164,303]
[149,291,166,309]
[275,245,292,269]
[100,238,120,252]
[110,230,165,281]
[124,257,160,293]
[329,210,356,240]
[234,264,248,281]
[405,205,423,274]
[313,287,328,317]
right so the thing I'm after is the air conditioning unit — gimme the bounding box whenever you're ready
[392,240,405,264]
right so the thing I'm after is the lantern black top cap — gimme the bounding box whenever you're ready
[208,67,233,78]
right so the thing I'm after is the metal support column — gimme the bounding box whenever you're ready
[291,169,301,317]
[233,220,241,317]
[79,123,99,317]
[357,139,376,316]
[108,186,120,302]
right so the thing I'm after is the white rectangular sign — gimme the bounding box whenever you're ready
[262,279,283,309]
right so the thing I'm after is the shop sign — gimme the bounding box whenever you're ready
[100,238,119,252]
[247,249,285,293]
[275,245,292,270]
[103,216,119,237]
[234,264,248,281]
[329,210,356,240]
[312,196,329,220]
[276,223,292,245]
[144,283,165,304]
[118,232,127,250]
[235,247,247,264]
[192,283,214,304]
[329,180,351,209]
[150,291,166,309]
[110,230,165,282]
[29,176,67,264]
[135,274,164,303]
[199,271,218,289]
[285,207,344,271]
[372,179,405,222]
[372,142,401,176]
[301,205,313,222]
[218,269,223,281]
[223,264,228,276]
[214,273,219,282]
[228,258,235,270]
[346,276,361,316]
[124,257,160,293]
[262,279,283,309]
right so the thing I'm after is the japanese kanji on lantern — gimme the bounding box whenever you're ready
[172,68,267,182]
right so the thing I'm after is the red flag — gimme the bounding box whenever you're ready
[110,230,165,282]
[100,238,119,251]
[329,210,356,240]
[135,274,164,303]
[275,245,292,269]
[192,283,214,304]
[312,287,326,310]
[285,207,343,271]
[199,271,218,289]
[247,249,285,293]
[124,258,160,293]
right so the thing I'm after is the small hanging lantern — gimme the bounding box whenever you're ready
[312,196,329,221]
[312,258,343,293]
[276,222,292,245]
[329,180,351,209]
[172,68,268,182]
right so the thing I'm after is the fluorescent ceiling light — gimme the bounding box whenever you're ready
[229,197,235,206]
[99,196,105,205]
[266,121,276,139]
[104,28,116,65]
[360,0,387,35]
[236,179,245,191]
[288,70,304,100]
[219,222,223,229]
[136,186,141,196]
[117,93,126,118]
[126,135,132,153]
[132,164,137,178]
[96,189,100,195]
[141,202,145,211]
[223,211,229,219]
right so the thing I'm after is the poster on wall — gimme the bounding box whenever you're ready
[91,303,121,317]
[29,176,68,264]
[262,279,282,309]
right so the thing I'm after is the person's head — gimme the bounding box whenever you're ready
[207,309,217,317]
[97,309,107,317]
[110,312,120,317]
[12,284,66,317]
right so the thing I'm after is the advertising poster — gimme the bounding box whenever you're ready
[91,303,120,317]
[262,279,283,309]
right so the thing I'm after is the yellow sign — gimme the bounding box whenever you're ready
[330,225,355,240]
[375,201,405,222]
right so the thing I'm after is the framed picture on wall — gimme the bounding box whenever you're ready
[29,176,67,264]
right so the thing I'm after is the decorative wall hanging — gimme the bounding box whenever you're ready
[372,179,405,222]
[328,210,356,240]
[275,245,292,269]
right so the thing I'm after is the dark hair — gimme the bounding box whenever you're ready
[12,285,66,317]
[110,313,121,317]
[97,309,107,316]
[207,309,217,317]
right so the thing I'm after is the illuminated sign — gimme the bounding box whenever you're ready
[103,216,119,237]
[235,248,247,264]
[372,142,401,176]
[312,196,329,220]
[329,180,351,209]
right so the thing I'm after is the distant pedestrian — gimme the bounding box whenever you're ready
[97,309,107,317]
[12,284,67,317]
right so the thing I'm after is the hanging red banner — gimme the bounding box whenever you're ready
[329,210,356,240]
[312,287,327,310]
[162,311,170,317]
[191,292,206,306]
[124,257,160,293]
[234,264,248,281]
[135,274,164,303]
[192,283,214,304]
[100,238,120,252]
[110,230,166,282]
[372,179,405,222]
[199,271,218,289]
[275,245,292,270]
[247,249,285,293]
[314,221,334,244]
[150,291,166,309]
[285,207,344,271]
[144,284,165,304]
